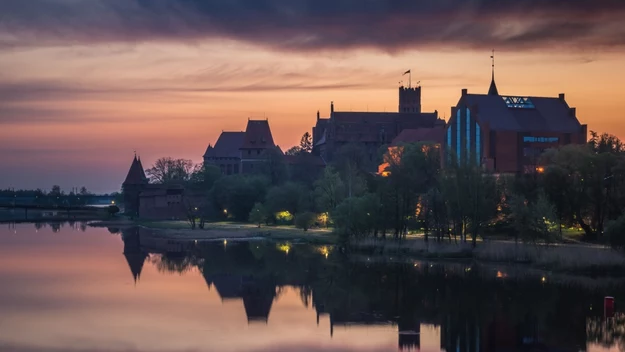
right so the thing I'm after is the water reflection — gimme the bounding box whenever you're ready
[1,223,625,352]
[121,227,625,352]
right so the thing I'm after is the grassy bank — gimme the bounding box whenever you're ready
[88,218,337,244]
[352,237,625,274]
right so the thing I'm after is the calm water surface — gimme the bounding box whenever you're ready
[1,222,624,352]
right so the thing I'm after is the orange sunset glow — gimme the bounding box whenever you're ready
[1,1,625,192]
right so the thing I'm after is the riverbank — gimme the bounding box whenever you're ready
[88,218,625,274]
[88,218,337,244]
[353,237,625,275]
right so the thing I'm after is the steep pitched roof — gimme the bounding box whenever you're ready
[462,94,582,133]
[391,127,445,146]
[123,156,148,185]
[204,131,245,158]
[241,120,275,149]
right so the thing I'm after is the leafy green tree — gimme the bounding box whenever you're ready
[331,193,380,240]
[210,175,269,221]
[265,182,307,216]
[332,143,369,197]
[294,212,316,231]
[189,164,222,189]
[260,147,288,186]
[510,193,557,244]
[249,202,267,228]
[107,205,120,217]
[606,214,625,250]
[314,166,345,212]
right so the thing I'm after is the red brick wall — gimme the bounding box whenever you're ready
[494,131,519,173]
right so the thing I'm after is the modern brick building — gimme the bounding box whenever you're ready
[312,85,446,168]
[444,73,587,174]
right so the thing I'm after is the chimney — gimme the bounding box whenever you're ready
[462,88,468,96]
[331,101,334,113]
[317,110,320,120]
[559,93,565,101]
[569,107,576,117]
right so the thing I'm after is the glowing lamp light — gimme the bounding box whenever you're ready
[223,239,228,246]
[536,166,545,173]
[111,200,115,204]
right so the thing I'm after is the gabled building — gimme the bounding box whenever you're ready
[313,85,446,170]
[122,154,148,216]
[444,70,587,174]
[203,119,277,175]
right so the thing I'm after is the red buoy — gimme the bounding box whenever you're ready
[605,296,615,318]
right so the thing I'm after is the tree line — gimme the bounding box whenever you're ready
[143,131,625,248]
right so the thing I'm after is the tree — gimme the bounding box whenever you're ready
[210,175,269,221]
[107,205,120,217]
[146,157,195,184]
[286,146,303,156]
[510,193,557,244]
[299,132,313,153]
[606,214,625,250]
[260,147,288,186]
[79,187,89,196]
[249,202,267,228]
[49,185,62,196]
[295,212,316,231]
[189,164,222,189]
[265,182,307,216]
[332,143,369,198]
[314,166,345,212]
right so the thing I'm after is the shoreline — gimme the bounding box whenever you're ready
[88,218,625,276]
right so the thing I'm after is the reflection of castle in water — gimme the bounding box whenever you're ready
[119,228,614,352]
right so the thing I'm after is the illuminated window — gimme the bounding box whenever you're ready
[476,123,481,166]
[502,96,535,109]
[523,136,559,143]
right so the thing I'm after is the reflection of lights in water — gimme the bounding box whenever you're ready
[496,271,507,278]
[317,246,331,259]
[541,276,547,283]
[194,240,198,245]
[223,240,227,246]
[277,243,291,255]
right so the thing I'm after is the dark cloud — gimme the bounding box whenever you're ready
[0,0,624,52]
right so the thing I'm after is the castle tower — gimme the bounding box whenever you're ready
[122,154,148,217]
[398,86,422,113]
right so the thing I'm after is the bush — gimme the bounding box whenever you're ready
[294,212,316,231]
[249,202,267,228]
[606,214,625,250]
[107,205,120,216]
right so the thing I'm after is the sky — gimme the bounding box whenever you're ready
[1,0,625,193]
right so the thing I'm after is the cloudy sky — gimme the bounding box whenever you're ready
[1,0,624,193]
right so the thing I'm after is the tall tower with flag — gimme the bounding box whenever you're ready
[399,70,421,113]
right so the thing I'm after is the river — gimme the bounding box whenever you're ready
[0,222,623,352]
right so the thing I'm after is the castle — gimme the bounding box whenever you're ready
[123,59,589,216]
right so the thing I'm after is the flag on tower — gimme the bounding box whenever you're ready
[403,70,411,75]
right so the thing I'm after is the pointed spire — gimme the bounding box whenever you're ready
[488,49,499,95]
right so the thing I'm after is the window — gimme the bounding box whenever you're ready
[476,123,481,166]
[456,109,461,163]
[523,136,559,143]
[466,108,471,162]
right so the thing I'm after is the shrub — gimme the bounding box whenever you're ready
[294,212,316,231]
[249,202,267,228]
[606,214,625,250]
[107,205,120,216]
